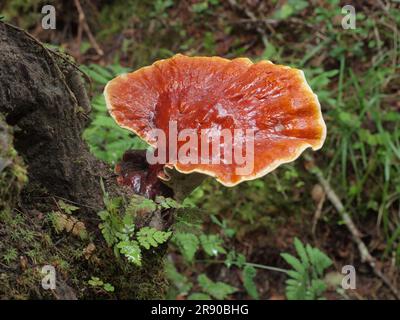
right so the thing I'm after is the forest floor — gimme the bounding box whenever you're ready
[1,0,400,300]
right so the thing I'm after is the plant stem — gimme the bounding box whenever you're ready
[196,259,288,274]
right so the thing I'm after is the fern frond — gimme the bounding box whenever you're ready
[137,227,171,249]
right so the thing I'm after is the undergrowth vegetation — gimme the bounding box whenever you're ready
[98,180,172,266]
[1,0,399,299]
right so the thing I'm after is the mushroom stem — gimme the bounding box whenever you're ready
[115,150,173,199]
[115,149,207,201]
[161,166,207,201]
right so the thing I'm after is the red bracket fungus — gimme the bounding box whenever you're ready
[105,54,326,197]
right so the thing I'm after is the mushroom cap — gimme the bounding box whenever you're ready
[104,54,326,186]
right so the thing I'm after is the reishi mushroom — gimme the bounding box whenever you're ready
[105,54,326,195]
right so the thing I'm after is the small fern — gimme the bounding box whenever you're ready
[172,232,228,263]
[197,274,237,300]
[98,181,172,267]
[172,232,200,262]
[137,227,171,250]
[88,276,115,293]
[242,265,259,299]
[57,200,79,214]
[117,240,142,266]
[199,234,226,256]
[281,237,332,300]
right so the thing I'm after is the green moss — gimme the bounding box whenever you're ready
[0,115,28,211]
[0,197,168,299]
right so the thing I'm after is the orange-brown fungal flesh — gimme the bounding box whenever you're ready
[105,54,326,186]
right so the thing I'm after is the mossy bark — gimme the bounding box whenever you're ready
[0,22,168,299]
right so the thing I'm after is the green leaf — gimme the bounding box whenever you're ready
[281,253,305,274]
[191,2,208,13]
[261,43,277,60]
[236,253,246,268]
[197,274,237,300]
[224,250,236,268]
[242,265,259,299]
[103,283,115,292]
[117,240,142,266]
[165,261,192,294]
[88,276,103,287]
[188,293,212,300]
[338,111,361,128]
[287,270,303,281]
[311,279,327,296]
[273,4,294,20]
[200,234,226,256]
[91,115,120,129]
[99,223,115,247]
[126,196,157,216]
[272,0,308,20]
[89,64,114,79]
[58,200,79,214]
[173,232,200,262]
[80,65,111,85]
[313,249,333,276]
[286,289,298,300]
[98,210,109,221]
[137,227,171,250]
[3,248,18,264]
[294,238,309,267]
[122,214,135,235]
[282,240,333,300]
[156,196,180,209]
[173,207,204,234]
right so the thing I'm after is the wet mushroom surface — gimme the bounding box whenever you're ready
[105,54,326,186]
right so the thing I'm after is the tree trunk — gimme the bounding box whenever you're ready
[0,22,168,299]
[0,21,105,209]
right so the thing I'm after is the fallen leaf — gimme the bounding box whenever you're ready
[83,243,96,260]
[52,212,88,239]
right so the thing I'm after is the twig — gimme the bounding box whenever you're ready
[73,0,103,57]
[305,154,400,299]
[245,262,288,274]
[196,259,288,274]
[312,191,326,235]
